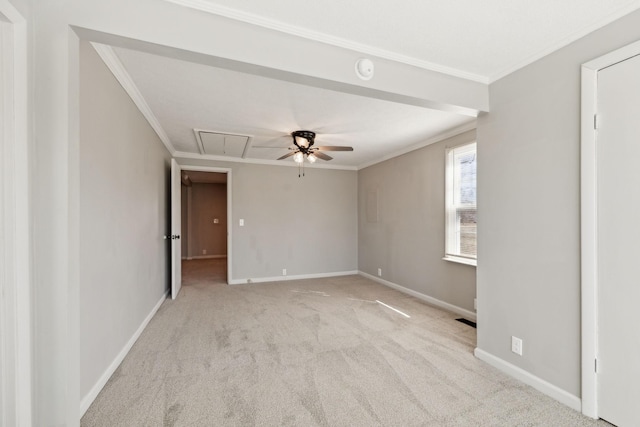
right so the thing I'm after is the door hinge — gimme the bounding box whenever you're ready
[594,114,599,130]
[595,358,598,373]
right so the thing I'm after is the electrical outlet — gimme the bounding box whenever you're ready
[239,219,244,226]
[511,336,523,356]
[377,268,382,277]
[282,268,287,276]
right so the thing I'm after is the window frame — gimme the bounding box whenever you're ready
[444,142,477,266]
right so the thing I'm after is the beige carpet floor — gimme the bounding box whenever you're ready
[82,260,608,426]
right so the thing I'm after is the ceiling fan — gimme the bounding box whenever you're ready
[276,130,353,175]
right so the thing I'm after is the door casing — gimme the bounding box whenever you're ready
[0,2,31,425]
[179,165,233,284]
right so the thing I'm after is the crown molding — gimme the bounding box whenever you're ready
[357,121,477,170]
[173,151,359,171]
[163,0,488,84]
[488,1,640,83]
[90,43,176,155]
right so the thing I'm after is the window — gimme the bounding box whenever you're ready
[445,142,477,265]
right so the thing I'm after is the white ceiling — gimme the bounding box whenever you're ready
[112,45,474,168]
[190,0,640,82]
[102,1,640,169]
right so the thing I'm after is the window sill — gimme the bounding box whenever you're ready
[443,256,477,267]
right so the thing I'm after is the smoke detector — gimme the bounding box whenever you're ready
[355,58,374,80]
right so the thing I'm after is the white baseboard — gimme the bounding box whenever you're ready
[182,255,227,260]
[228,270,359,285]
[359,271,476,321]
[79,290,168,417]
[474,348,581,412]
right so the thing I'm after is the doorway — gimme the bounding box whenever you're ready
[581,40,640,424]
[180,167,232,287]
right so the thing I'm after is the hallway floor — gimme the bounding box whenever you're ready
[182,257,227,286]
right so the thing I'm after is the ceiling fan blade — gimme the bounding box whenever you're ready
[277,151,297,160]
[314,151,333,161]
[252,146,291,149]
[315,146,354,152]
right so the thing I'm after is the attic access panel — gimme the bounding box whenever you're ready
[194,130,251,158]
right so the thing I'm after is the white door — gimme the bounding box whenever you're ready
[596,53,640,427]
[170,159,182,299]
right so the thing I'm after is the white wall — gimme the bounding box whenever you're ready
[358,131,477,313]
[79,41,170,404]
[476,8,640,400]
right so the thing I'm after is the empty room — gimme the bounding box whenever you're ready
[3,0,640,426]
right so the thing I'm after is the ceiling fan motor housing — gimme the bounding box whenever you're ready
[292,130,316,152]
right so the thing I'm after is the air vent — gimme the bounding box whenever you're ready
[194,130,251,158]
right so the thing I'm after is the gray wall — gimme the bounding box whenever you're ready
[79,41,170,399]
[358,131,477,312]
[477,9,640,397]
[27,1,485,421]
[188,183,227,257]
[178,159,358,280]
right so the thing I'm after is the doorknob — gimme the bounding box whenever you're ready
[164,235,181,240]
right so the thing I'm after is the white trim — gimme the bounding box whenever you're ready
[229,270,358,285]
[580,38,640,420]
[0,2,31,425]
[474,348,582,412]
[359,271,476,321]
[90,43,176,156]
[179,165,233,283]
[442,256,477,267]
[357,121,476,170]
[174,150,358,171]
[580,62,599,420]
[186,254,227,260]
[162,0,488,84]
[488,2,640,82]
[80,291,168,417]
